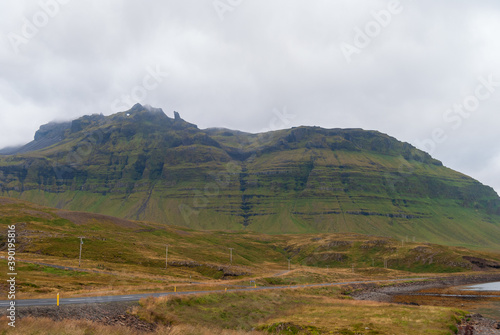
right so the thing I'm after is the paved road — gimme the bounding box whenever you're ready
[0,278,426,307]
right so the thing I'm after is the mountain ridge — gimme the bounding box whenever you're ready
[0,104,499,248]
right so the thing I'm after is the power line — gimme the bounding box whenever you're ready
[165,244,168,269]
[78,237,84,267]
[229,248,234,264]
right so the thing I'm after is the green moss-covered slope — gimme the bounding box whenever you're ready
[0,104,499,248]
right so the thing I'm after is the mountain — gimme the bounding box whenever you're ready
[0,104,499,248]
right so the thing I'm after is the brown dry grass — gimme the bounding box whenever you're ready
[264,296,465,334]
[131,287,466,334]
[164,325,263,335]
[0,316,167,335]
[0,316,263,335]
[0,284,469,335]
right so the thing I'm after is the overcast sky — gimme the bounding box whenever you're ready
[0,0,499,194]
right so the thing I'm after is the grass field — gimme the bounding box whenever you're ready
[1,197,500,300]
[0,287,468,334]
[1,197,499,334]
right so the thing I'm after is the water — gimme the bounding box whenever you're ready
[393,281,500,321]
[460,281,500,320]
[463,281,500,291]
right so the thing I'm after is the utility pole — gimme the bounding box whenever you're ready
[165,244,168,269]
[229,248,234,264]
[78,237,84,267]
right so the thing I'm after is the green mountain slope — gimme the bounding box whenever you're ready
[0,104,499,248]
[1,197,500,276]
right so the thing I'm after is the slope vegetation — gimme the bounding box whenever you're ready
[0,104,499,248]
[1,197,499,279]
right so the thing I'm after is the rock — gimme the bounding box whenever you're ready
[458,324,474,335]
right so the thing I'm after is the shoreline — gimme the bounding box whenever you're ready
[352,273,500,303]
[351,273,500,334]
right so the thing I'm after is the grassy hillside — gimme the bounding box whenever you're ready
[1,197,499,334]
[1,197,500,300]
[0,104,499,249]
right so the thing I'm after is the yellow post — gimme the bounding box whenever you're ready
[174,286,176,293]
[225,287,227,292]
[254,283,257,288]
[57,293,59,306]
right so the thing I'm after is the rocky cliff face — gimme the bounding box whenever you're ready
[0,104,499,247]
